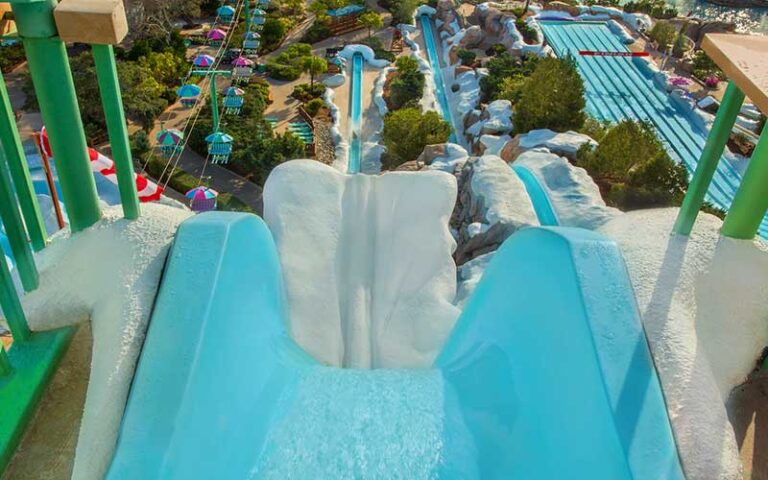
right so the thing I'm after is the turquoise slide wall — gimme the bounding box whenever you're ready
[107,212,683,478]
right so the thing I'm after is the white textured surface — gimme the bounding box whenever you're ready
[470,154,538,226]
[514,149,618,230]
[599,209,768,480]
[429,143,470,172]
[517,128,597,157]
[20,203,191,480]
[264,160,460,369]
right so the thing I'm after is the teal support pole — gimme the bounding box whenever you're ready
[721,126,768,239]
[674,81,745,235]
[0,242,30,342]
[0,71,47,250]
[12,0,101,233]
[210,72,220,132]
[0,345,11,376]
[0,148,38,292]
[92,44,140,220]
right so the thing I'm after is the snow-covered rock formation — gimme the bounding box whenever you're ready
[264,160,461,369]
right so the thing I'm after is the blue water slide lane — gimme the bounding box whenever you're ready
[511,165,559,226]
[108,213,683,478]
[420,14,458,143]
[348,53,364,174]
[437,227,684,479]
[419,14,559,225]
[540,21,768,237]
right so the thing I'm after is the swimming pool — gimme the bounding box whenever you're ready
[540,21,767,237]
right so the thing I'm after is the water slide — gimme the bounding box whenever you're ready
[348,53,364,174]
[540,21,767,238]
[107,212,683,478]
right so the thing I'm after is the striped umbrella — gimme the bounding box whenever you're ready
[207,29,227,41]
[193,54,216,67]
[185,186,219,200]
[156,128,184,146]
[223,87,245,96]
[252,8,267,15]
[232,56,254,67]
[246,31,261,39]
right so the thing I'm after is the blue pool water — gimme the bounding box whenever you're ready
[348,53,363,174]
[540,20,767,238]
[419,14,458,143]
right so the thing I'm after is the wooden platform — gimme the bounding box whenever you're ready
[702,33,768,115]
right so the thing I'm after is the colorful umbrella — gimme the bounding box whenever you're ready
[246,31,261,39]
[177,83,202,98]
[185,186,219,200]
[252,16,266,24]
[252,8,267,15]
[223,86,245,96]
[207,29,227,40]
[232,56,254,67]
[193,54,216,67]
[156,128,184,146]
[205,131,234,144]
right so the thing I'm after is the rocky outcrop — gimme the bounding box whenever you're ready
[459,25,484,49]
[416,144,449,166]
[702,0,767,7]
[451,155,537,264]
[543,1,582,17]
[503,129,598,162]
[668,18,737,47]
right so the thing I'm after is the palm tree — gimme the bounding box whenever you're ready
[301,55,328,88]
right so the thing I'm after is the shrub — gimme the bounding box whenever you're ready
[305,98,326,116]
[649,21,676,50]
[623,0,677,19]
[515,18,538,44]
[261,17,292,52]
[360,36,396,62]
[691,50,724,81]
[576,120,688,210]
[513,56,586,134]
[480,53,540,102]
[301,21,334,44]
[382,108,451,168]
[456,48,477,66]
[292,82,326,102]
[0,44,27,73]
[486,43,508,56]
[268,43,313,81]
[388,56,425,110]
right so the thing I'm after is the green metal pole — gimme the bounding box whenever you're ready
[0,71,46,250]
[0,345,11,376]
[12,0,101,233]
[674,81,745,235]
[210,72,220,132]
[0,148,38,292]
[0,241,30,342]
[721,126,768,239]
[92,44,140,220]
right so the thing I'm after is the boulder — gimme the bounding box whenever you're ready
[513,129,597,161]
[455,65,474,76]
[543,0,581,17]
[483,8,506,36]
[459,25,484,49]
[416,143,448,165]
[499,136,523,162]
[448,45,459,65]
[464,109,481,129]
[395,160,427,171]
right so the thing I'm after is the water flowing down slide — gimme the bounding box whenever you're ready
[348,53,364,174]
[107,212,683,478]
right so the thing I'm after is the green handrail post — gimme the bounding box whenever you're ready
[674,81,745,235]
[721,125,768,239]
[0,71,47,250]
[11,0,101,233]
[0,242,30,342]
[0,345,11,376]
[92,44,140,220]
[0,149,38,292]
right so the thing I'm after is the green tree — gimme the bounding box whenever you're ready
[576,120,688,210]
[138,51,186,86]
[388,57,425,110]
[649,21,676,50]
[382,108,451,168]
[512,56,586,134]
[479,53,539,101]
[359,11,384,37]
[301,55,328,88]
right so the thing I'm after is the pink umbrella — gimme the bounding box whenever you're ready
[193,54,216,67]
[207,28,226,40]
[232,56,254,67]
